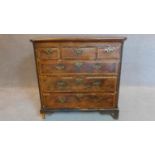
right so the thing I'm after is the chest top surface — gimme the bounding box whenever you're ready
[31,35,127,42]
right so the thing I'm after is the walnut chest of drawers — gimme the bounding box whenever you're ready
[31,35,126,119]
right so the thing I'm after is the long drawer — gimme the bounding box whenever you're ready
[43,93,116,109]
[40,75,117,93]
[38,60,119,75]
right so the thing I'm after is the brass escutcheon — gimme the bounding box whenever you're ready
[74,48,83,56]
[57,81,67,89]
[75,78,84,84]
[45,48,53,55]
[104,47,115,53]
[93,80,101,86]
[57,97,66,104]
[75,93,84,99]
[94,63,102,70]
[75,62,84,69]
[55,64,65,70]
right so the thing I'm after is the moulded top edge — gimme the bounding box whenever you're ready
[30,35,127,42]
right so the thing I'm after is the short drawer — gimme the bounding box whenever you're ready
[39,60,119,75]
[97,43,122,59]
[61,47,96,60]
[43,93,116,109]
[40,75,117,93]
[36,48,59,59]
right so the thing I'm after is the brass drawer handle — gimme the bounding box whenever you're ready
[85,80,101,89]
[55,64,65,70]
[104,47,115,53]
[57,81,67,89]
[75,93,84,99]
[74,49,83,56]
[45,48,53,55]
[93,80,101,86]
[93,63,102,70]
[75,62,84,69]
[75,78,84,84]
[57,97,66,104]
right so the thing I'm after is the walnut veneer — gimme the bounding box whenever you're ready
[31,35,126,119]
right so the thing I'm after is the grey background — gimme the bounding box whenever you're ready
[0,34,155,120]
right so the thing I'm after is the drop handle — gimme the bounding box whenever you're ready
[55,64,65,70]
[75,94,84,101]
[93,63,102,70]
[74,49,83,56]
[104,47,115,53]
[45,48,53,55]
[75,78,84,84]
[57,81,67,89]
[57,97,66,104]
[93,80,101,86]
[75,62,84,68]
[85,80,101,89]
[75,93,84,98]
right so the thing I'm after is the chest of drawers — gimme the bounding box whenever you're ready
[31,35,126,119]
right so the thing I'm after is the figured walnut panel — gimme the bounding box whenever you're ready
[61,47,96,60]
[36,48,60,60]
[40,75,117,93]
[39,60,119,75]
[97,43,122,59]
[43,93,116,109]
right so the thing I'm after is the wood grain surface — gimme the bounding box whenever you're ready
[32,35,126,118]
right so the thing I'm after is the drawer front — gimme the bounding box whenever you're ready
[43,93,116,109]
[40,76,117,93]
[39,61,118,75]
[97,43,122,59]
[36,48,59,59]
[61,47,96,60]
